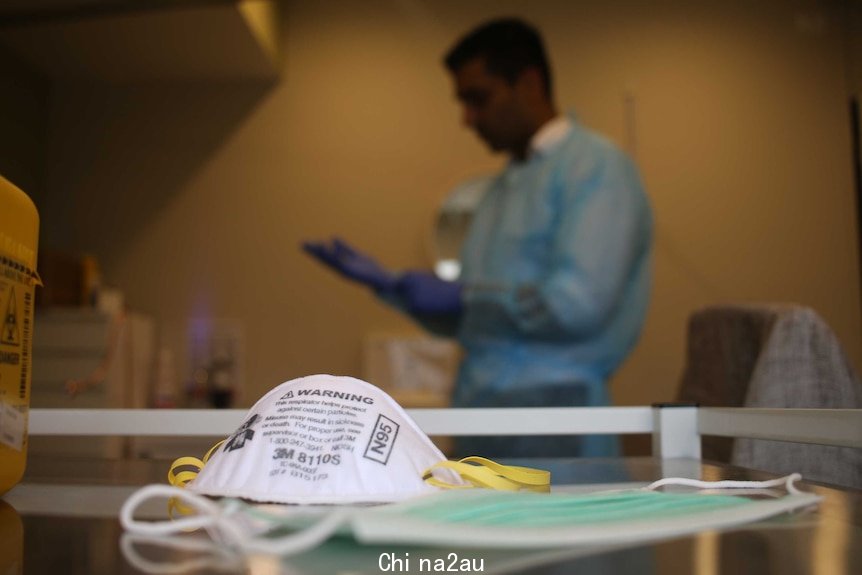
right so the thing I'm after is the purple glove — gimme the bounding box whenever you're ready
[397,271,463,315]
[302,238,397,292]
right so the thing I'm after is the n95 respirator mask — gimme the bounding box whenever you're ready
[120,374,550,558]
[184,374,465,504]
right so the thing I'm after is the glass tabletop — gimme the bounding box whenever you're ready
[2,455,860,574]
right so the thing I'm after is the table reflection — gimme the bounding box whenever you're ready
[2,457,859,574]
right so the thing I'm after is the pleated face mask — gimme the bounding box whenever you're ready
[351,474,822,549]
[185,374,467,504]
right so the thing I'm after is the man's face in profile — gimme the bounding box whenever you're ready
[452,57,534,155]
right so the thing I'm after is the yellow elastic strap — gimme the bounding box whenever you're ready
[168,456,206,487]
[168,440,226,488]
[423,456,550,493]
[459,456,550,488]
[203,440,226,463]
[167,440,226,517]
[425,461,521,491]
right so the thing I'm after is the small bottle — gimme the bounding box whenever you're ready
[0,175,39,496]
[80,254,100,308]
[152,347,177,408]
[207,342,235,409]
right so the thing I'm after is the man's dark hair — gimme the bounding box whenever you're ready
[444,18,553,98]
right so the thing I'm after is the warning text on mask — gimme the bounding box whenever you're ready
[258,386,397,482]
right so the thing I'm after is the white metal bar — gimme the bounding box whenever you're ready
[28,407,655,437]
[698,408,862,448]
[651,406,701,459]
[409,407,654,436]
[28,409,246,436]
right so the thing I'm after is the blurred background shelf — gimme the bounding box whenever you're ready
[29,307,154,457]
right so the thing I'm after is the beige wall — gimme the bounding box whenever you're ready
[38,0,862,406]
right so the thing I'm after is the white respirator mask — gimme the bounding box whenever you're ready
[185,374,468,504]
[120,374,549,558]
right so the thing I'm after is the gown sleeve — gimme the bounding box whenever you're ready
[463,148,652,340]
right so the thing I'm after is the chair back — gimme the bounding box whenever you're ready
[677,303,862,488]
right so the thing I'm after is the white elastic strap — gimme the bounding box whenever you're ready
[120,532,243,574]
[120,483,351,557]
[645,473,804,496]
[120,485,234,538]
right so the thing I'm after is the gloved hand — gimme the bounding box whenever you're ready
[397,271,463,315]
[302,238,397,292]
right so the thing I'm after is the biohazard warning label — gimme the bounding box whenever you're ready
[1,285,19,346]
[225,414,259,451]
[0,253,35,451]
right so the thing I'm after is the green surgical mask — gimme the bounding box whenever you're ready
[353,473,820,549]
[375,489,751,527]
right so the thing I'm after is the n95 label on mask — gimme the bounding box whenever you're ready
[363,414,400,465]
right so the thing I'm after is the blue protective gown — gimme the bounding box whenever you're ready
[389,115,652,457]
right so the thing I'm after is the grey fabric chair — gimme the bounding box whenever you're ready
[677,303,862,489]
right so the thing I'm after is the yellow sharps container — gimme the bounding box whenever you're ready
[0,175,39,496]
[0,500,22,573]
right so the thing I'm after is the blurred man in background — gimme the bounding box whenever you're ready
[304,18,652,458]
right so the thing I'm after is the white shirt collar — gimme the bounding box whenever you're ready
[528,115,572,157]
